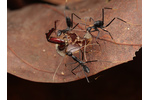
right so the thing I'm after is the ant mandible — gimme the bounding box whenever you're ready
[45,20,66,50]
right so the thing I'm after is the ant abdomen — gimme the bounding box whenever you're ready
[66,16,73,28]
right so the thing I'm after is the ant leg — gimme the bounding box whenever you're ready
[89,29,101,45]
[103,17,127,28]
[71,13,81,21]
[71,23,79,30]
[82,67,90,83]
[71,64,80,75]
[102,7,127,28]
[94,29,101,45]
[101,28,114,40]
[54,20,59,35]
[79,49,84,60]
[54,20,59,30]
[102,7,112,23]
[89,29,100,41]
[85,60,98,63]
[70,13,81,30]
[96,29,100,41]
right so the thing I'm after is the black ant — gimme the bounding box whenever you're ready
[45,0,82,39]
[63,31,98,83]
[84,7,128,42]
[65,49,97,83]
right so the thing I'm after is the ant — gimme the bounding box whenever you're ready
[82,7,128,43]
[66,50,97,83]
[46,3,82,37]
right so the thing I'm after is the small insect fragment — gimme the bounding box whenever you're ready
[42,49,46,52]
[61,72,65,75]
[53,54,56,57]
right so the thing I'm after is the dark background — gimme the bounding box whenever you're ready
[7,1,142,100]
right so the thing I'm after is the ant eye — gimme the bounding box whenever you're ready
[66,51,72,56]
[57,30,62,36]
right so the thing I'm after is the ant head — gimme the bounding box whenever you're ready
[66,51,72,56]
[86,27,92,32]
[83,65,90,73]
